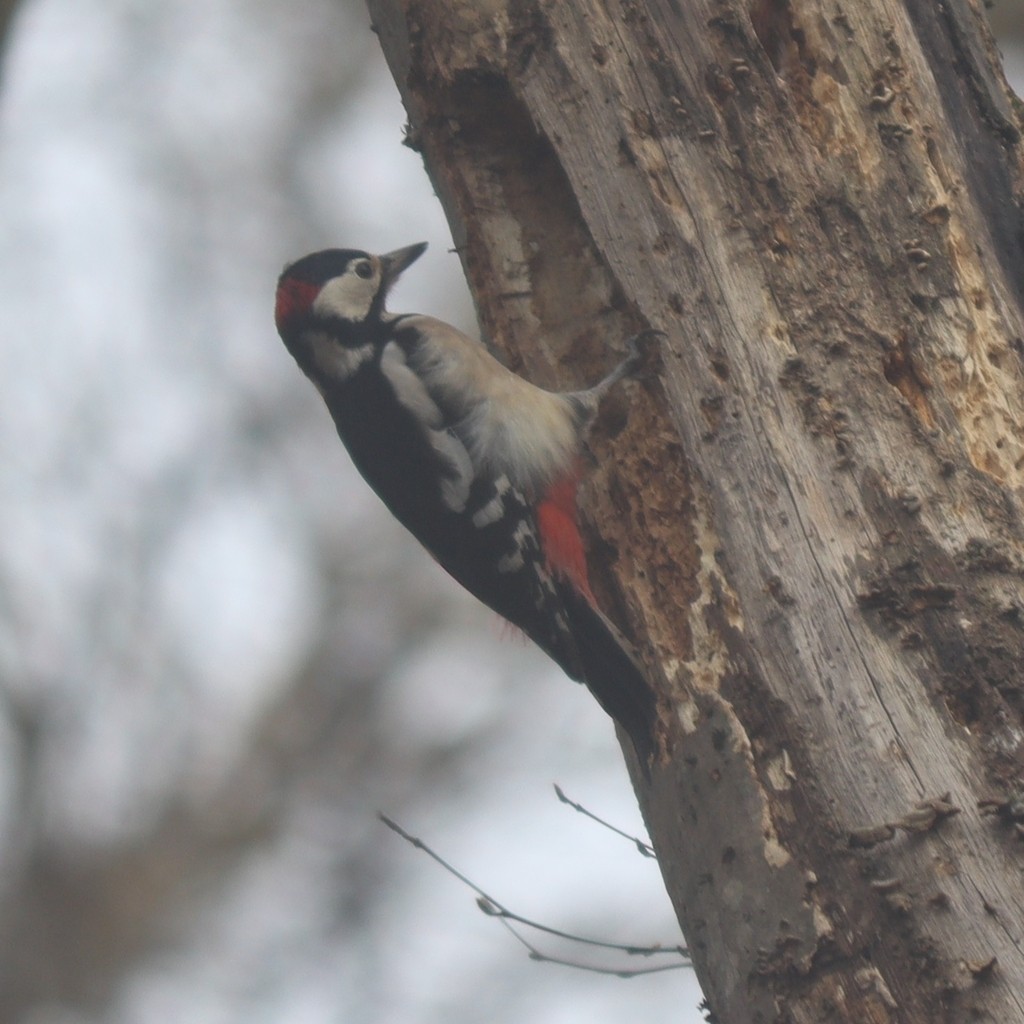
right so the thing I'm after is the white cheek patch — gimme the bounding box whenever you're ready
[309,333,374,384]
[312,273,377,322]
[381,341,473,512]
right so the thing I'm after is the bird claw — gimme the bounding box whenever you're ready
[622,329,665,377]
[588,329,665,398]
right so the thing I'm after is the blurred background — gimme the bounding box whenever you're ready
[0,2,1020,1022]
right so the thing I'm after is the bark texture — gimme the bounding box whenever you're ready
[366,0,1024,1020]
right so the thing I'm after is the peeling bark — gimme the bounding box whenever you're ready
[367,0,1024,1020]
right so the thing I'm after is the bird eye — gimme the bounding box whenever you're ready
[354,261,373,279]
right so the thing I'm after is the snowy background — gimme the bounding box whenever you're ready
[0,1,1020,1022]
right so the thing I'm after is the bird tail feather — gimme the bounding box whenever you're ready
[560,588,659,769]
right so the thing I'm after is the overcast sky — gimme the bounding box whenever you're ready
[0,2,700,1022]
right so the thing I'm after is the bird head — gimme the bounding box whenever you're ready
[275,241,427,332]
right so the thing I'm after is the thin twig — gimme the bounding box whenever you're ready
[475,895,684,956]
[379,813,689,969]
[553,784,657,858]
[380,813,491,901]
[495,917,689,978]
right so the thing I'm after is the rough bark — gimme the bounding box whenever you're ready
[366,0,1024,1020]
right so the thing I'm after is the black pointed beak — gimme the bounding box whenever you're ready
[379,242,428,290]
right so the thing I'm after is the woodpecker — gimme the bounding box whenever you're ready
[275,242,658,764]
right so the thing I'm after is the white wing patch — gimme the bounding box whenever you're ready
[399,316,581,495]
[471,475,513,528]
[381,340,443,427]
[436,433,474,512]
[381,341,473,512]
[497,518,534,574]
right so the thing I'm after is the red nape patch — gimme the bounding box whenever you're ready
[536,469,594,600]
[274,277,319,332]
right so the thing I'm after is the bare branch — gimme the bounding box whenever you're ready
[552,784,657,858]
[379,813,689,970]
[494,917,690,979]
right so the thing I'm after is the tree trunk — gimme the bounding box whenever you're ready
[366,0,1024,1019]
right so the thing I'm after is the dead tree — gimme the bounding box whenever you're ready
[367,1,1024,1020]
